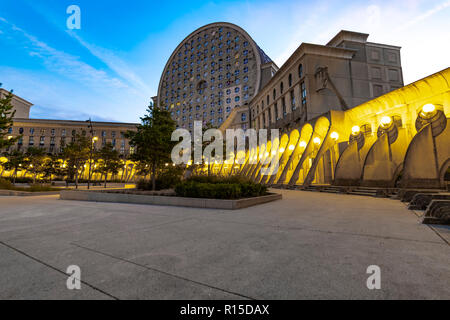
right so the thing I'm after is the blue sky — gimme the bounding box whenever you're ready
[0,0,449,123]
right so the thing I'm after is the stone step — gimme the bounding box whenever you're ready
[408,193,450,210]
[347,191,378,197]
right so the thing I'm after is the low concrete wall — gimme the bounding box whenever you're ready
[60,190,282,210]
[0,190,60,196]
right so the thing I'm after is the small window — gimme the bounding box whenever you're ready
[298,64,303,78]
[288,74,292,86]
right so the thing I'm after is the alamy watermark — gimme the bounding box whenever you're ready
[171,122,281,175]
[366,265,381,290]
[66,265,81,290]
[66,5,81,30]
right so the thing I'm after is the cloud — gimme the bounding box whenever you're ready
[0,17,129,92]
[396,0,450,31]
[67,31,152,97]
[257,0,450,84]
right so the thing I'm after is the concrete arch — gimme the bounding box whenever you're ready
[277,125,312,185]
[261,134,289,184]
[301,117,334,186]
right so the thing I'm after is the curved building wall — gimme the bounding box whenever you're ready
[157,22,274,133]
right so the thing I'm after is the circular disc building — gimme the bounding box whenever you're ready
[157,22,277,133]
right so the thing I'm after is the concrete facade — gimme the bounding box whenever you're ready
[7,118,137,156]
[157,22,278,134]
[248,31,403,132]
[1,89,138,156]
[0,88,33,119]
[203,68,450,189]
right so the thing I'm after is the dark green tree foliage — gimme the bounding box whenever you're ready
[95,142,121,188]
[126,103,176,190]
[42,154,67,180]
[0,91,20,149]
[63,133,90,189]
[2,150,27,184]
[26,147,47,184]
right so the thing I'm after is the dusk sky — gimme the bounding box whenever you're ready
[0,0,449,123]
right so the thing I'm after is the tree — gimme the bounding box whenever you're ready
[95,143,121,188]
[0,91,20,150]
[2,150,27,184]
[63,133,90,189]
[26,147,48,184]
[126,103,176,190]
[42,154,66,180]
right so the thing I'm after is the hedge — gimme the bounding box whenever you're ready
[174,180,267,199]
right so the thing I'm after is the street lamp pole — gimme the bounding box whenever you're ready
[86,118,96,190]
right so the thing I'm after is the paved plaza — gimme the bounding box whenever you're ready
[0,190,449,300]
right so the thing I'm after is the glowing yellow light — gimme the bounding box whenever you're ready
[92,136,98,142]
[0,157,7,163]
[264,152,269,157]
[313,137,321,145]
[288,145,295,151]
[380,116,392,127]
[195,162,200,165]
[172,163,175,167]
[214,160,219,165]
[165,163,169,167]
[351,126,360,135]
[422,103,436,113]
[299,141,307,148]
[279,147,285,153]
[271,150,276,156]
[30,164,33,168]
[7,135,13,140]
[330,131,339,140]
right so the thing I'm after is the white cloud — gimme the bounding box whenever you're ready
[254,0,450,84]
[0,18,128,91]
[67,31,152,96]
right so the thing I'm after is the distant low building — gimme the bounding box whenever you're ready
[0,88,138,156]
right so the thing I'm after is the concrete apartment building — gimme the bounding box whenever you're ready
[0,88,138,156]
[157,22,278,134]
[225,30,403,131]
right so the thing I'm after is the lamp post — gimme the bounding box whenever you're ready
[86,119,97,190]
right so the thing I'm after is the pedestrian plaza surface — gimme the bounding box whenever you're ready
[0,189,449,299]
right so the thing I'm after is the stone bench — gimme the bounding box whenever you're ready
[422,200,450,225]
[408,193,450,210]
[398,189,439,202]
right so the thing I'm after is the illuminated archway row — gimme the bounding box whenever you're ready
[209,67,450,188]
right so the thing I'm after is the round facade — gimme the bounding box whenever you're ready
[157,22,269,132]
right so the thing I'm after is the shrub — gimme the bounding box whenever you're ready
[137,166,183,191]
[174,178,267,200]
[0,179,58,192]
[186,175,252,185]
[0,178,13,190]
[2,176,36,184]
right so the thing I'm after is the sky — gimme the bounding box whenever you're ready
[0,0,449,123]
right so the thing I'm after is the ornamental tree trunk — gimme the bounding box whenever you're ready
[152,163,156,191]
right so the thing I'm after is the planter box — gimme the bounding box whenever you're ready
[60,189,282,210]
